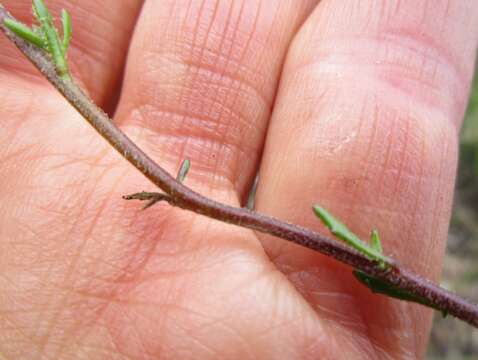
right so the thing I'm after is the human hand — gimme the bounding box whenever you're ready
[1,1,477,359]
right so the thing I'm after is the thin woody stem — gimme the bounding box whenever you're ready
[1,4,478,328]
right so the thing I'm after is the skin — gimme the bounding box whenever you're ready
[0,0,477,359]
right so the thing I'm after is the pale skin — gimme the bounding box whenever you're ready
[0,1,477,359]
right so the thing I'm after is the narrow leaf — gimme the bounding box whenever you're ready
[32,0,52,22]
[369,230,382,253]
[44,26,68,77]
[176,159,190,182]
[60,9,71,54]
[353,270,447,317]
[3,18,45,49]
[313,205,389,266]
[32,0,70,78]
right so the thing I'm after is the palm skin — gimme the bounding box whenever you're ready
[0,1,477,359]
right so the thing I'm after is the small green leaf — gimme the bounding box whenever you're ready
[3,18,46,49]
[353,270,448,317]
[31,0,70,78]
[60,9,71,54]
[313,205,362,246]
[44,26,68,77]
[313,205,389,267]
[354,270,410,300]
[369,230,382,253]
[32,0,52,22]
[176,159,190,182]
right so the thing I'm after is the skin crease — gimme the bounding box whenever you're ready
[0,0,476,359]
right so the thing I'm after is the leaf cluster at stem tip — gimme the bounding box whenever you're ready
[3,0,71,79]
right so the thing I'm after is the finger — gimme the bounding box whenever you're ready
[0,0,143,107]
[114,0,318,202]
[255,0,478,357]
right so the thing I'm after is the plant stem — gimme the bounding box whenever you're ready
[1,4,478,328]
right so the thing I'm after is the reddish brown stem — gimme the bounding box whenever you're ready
[1,5,477,328]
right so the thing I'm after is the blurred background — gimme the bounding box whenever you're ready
[427,68,478,359]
